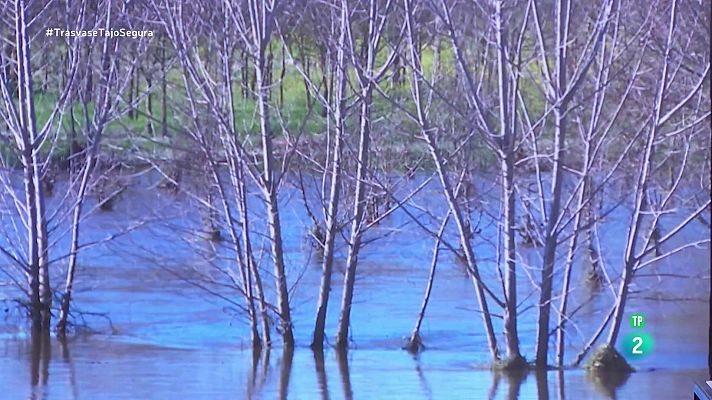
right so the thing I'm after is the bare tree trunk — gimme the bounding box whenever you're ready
[241,48,249,100]
[555,17,616,360]
[203,139,262,346]
[224,152,268,347]
[494,0,521,363]
[160,39,168,137]
[607,0,678,348]
[320,48,330,118]
[69,106,79,172]
[20,138,42,328]
[15,0,50,329]
[279,43,285,108]
[405,212,450,352]
[220,28,267,347]
[528,0,617,367]
[259,74,295,346]
[301,41,312,111]
[266,43,274,101]
[335,0,394,350]
[57,4,122,336]
[335,85,371,349]
[57,153,94,337]
[555,153,591,366]
[251,0,294,348]
[313,0,348,351]
[406,0,500,361]
[238,170,271,348]
[128,63,135,119]
[500,138,520,362]
[535,0,570,368]
[424,130,500,361]
[534,107,566,365]
[146,74,154,136]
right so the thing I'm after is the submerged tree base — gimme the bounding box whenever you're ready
[493,355,529,372]
[403,332,425,353]
[585,345,634,373]
[584,346,634,397]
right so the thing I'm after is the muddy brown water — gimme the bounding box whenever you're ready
[0,174,709,399]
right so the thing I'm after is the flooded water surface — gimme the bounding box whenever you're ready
[0,176,709,399]
[1,337,708,399]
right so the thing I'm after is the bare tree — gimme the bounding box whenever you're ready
[603,0,710,358]
[155,0,266,347]
[0,0,83,331]
[527,0,615,368]
[563,0,711,369]
[405,0,504,361]
[404,211,450,352]
[310,0,349,351]
[57,0,156,337]
[335,0,400,350]
[233,0,295,348]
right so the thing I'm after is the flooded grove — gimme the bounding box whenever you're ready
[0,172,709,399]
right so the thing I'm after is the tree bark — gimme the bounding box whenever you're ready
[494,0,521,361]
[313,0,348,350]
[15,0,50,329]
[535,0,570,368]
[405,212,450,352]
[57,152,94,337]
[335,85,371,349]
[221,24,270,347]
[58,7,118,336]
[252,0,294,348]
[335,0,392,350]
[146,75,154,136]
[555,159,590,366]
[160,38,168,136]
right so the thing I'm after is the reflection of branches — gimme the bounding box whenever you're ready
[278,347,294,400]
[411,355,433,400]
[336,349,353,400]
[313,349,329,400]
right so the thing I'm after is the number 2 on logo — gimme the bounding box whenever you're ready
[632,336,643,354]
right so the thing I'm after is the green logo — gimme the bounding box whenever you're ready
[630,313,645,328]
[622,332,654,359]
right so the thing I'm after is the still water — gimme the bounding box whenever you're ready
[0,174,709,399]
[0,338,708,399]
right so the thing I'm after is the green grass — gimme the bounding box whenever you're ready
[6,39,679,176]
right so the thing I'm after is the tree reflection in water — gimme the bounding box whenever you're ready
[13,338,705,399]
[29,327,50,399]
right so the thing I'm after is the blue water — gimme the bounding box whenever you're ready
[0,172,708,399]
